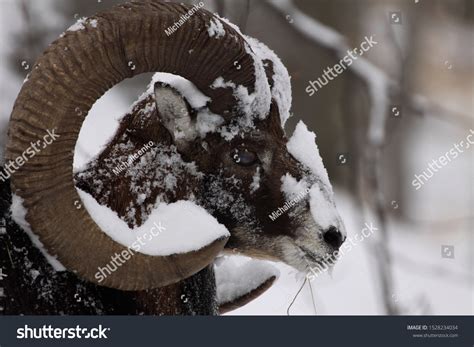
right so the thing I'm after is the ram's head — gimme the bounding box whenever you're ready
[6,2,345,291]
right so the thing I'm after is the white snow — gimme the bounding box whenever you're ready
[148,73,210,110]
[281,173,309,200]
[0,0,469,317]
[127,73,225,139]
[209,35,273,139]
[66,17,98,33]
[284,123,343,232]
[243,40,273,120]
[210,66,270,137]
[245,36,293,127]
[309,186,339,230]
[10,194,66,271]
[216,15,243,37]
[207,31,292,138]
[89,19,98,28]
[250,167,261,193]
[73,83,132,171]
[74,73,215,172]
[196,109,225,137]
[229,184,472,315]
[215,255,279,305]
[66,17,86,32]
[286,121,331,189]
[76,188,229,256]
[210,76,262,122]
[207,18,225,39]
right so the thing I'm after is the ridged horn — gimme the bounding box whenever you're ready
[5,1,264,290]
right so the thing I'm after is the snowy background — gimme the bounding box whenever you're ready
[0,0,472,315]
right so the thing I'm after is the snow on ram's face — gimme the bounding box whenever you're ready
[76,188,229,256]
[285,121,345,235]
[137,72,225,138]
[208,28,272,140]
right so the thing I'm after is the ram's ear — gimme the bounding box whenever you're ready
[154,82,197,150]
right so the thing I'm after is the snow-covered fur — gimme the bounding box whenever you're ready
[75,38,345,277]
[3,2,345,316]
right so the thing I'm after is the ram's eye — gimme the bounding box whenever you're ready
[231,149,258,166]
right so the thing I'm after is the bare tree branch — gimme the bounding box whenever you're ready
[266,0,472,129]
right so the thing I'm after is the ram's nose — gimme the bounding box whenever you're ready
[323,226,345,249]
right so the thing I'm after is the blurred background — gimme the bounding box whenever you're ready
[0,0,472,315]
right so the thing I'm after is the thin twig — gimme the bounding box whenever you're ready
[238,0,251,34]
[308,280,317,315]
[286,277,306,315]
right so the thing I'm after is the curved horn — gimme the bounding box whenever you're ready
[6,2,268,290]
[219,276,276,314]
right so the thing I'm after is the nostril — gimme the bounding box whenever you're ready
[323,226,344,249]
